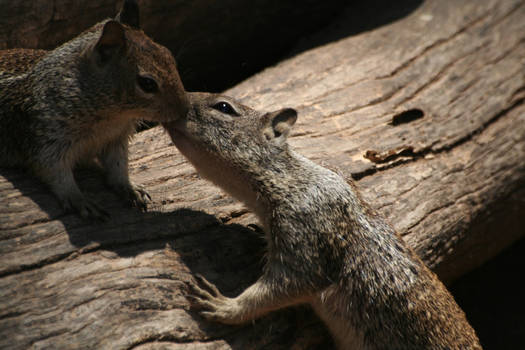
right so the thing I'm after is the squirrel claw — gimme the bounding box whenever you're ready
[186,275,242,324]
[112,183,151,211]
[186,295,216,311]
[128,184,151,211]
[193,274,222,297]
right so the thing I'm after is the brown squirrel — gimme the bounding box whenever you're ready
[0,0,188,219]
[164,92,482,350]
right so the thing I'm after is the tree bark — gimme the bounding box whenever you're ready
[1,0,524,349]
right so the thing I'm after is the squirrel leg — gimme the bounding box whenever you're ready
[101,136,151,211]
[40,164,109,220]
[187,268,312,325]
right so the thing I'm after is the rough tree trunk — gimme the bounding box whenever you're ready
[1,0,524,349]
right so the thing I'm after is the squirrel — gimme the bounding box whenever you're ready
[163,92,482,350]
[0,0,188,219]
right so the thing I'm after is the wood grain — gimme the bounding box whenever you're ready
[1,0,524,348]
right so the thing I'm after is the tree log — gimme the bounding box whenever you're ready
[0,0,355,92]
[1,0,525,349]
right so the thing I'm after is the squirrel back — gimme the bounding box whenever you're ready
[165,92,482,350]
[0,49,47,78]
[0,0,188,219]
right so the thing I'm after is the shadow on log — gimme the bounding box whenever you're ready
[1,0,525,349]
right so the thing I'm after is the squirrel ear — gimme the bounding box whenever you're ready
[95,20,126,63]
[262,108,297,145]
[115,0,140,29]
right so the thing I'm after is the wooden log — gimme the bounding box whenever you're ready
[1,0,524,348]
[0,0,354,92]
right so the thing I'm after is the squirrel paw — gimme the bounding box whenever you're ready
[62,195,110,221]
[186,274,244,325]
[114,183,151,211]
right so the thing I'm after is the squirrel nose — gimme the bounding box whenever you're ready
[176,93,190,119]
[168,89,189,120]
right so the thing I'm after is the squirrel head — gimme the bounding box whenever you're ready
[165,92,297,171]
[164,92,297,213]
[79,0,188,122]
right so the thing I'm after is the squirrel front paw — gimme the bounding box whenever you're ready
[61,194,110,221]
[186,274,244,325]
[112,182,151,211]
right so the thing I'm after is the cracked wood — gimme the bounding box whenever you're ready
[1,0,525,349]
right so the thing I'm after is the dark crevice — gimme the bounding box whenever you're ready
[391,109,424,126]
[0,310,25,320]
[29,328,69,347]
[351,167,377,181]
[0,252,73,279]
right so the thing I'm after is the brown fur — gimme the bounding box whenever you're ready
[0,49,47,77]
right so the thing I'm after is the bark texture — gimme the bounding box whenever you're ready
[1,0,525,349]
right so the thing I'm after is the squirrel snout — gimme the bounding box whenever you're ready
[167,88,190,121]
[176,94,190,119]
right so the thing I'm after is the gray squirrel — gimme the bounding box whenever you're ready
[164,92,482,350]
[0,0,187,219]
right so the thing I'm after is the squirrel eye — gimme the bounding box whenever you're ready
[212,101,238,116]
[137,75,159,93]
